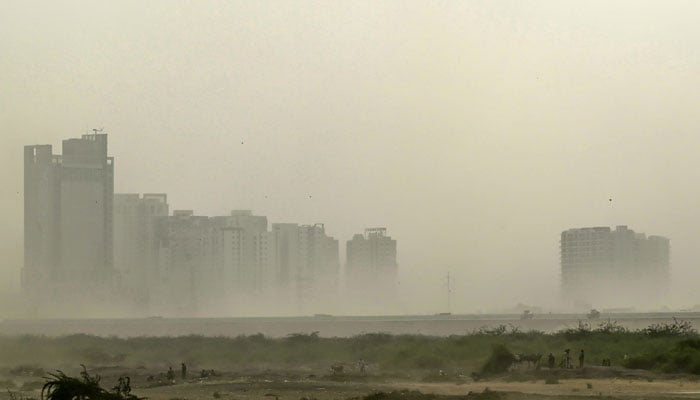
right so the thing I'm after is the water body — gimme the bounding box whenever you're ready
[2,313,700,338]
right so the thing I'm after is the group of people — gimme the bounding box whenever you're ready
[150,363,218,383]
[166,363,188,381]
[546,349,585,369]
[113,376,132,396]
[200,369,219,378]
[330,359,367,376]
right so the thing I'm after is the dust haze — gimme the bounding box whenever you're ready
[2,1,700,318]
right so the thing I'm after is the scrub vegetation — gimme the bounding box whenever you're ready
[0,319,697,377]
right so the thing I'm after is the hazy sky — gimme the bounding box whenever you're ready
[2,1,700,313]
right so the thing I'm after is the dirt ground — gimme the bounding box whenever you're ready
[5,366,700,400]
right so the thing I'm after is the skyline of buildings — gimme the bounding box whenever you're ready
[23,133,677,316]
[560,225,670,310]
[23,133,399,316]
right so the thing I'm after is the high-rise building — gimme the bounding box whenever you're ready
[23,145,60,293]
[345,228,398,312]
[271,223,301,312]
[560,225,670,309]
[269,222,339,314]
[347,228,397,280]
[154,210,214,315]
[212,210,274,300]
[113,193,169,307]
[298,223,339,311]
[23,133,114,300]
[151,211,339,316]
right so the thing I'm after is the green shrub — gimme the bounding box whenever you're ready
[414,354,444,369]
[480,345,514,376]
[642,318,696,337]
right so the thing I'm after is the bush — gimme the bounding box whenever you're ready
[642,318,697,337]
[414,354,444,369]
[559,321,592,339]
[480,345,514,376]
[285,332,320,344]
[475,324,525,337]
[624,354,666,370]
[477,325,508,336]
[595,320,628,334]
[624,338,700,374]
[363,390,436,400]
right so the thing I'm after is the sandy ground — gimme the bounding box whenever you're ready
[133,378,700,400]
[6,367,700,400]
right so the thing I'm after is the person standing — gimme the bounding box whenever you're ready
[578,350,585,368]
[181,362,187,380]
[547,353,555,368]
[166,366,175,382]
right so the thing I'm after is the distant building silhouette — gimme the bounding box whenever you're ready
[210,211,274,307]
[151,210,214,314]
[114,193,168,308]
[270,222,340,314]
[24,133,347,316]
[148,211,340,316]
[23,133,114,303]
[346,228,398,312]
[560,225,670,309]
[271,223,300,294]
[297,223,339,313]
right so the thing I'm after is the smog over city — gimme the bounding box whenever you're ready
[3,3,700,399]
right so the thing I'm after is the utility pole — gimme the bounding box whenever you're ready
[447,271,451,314]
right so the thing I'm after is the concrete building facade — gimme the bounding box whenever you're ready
[297,223,339,313]
[150,213,339,316]
[113,193,169,307]
[347,228,398,281]
[154,210,214,314]
[560,225,670,310]
[212,210,271,295]
[345,228,398,312]
[23,133,114,304]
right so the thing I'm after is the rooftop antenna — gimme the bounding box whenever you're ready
[92,127,104,134]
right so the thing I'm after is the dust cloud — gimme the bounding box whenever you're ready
[2,1,700,318]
